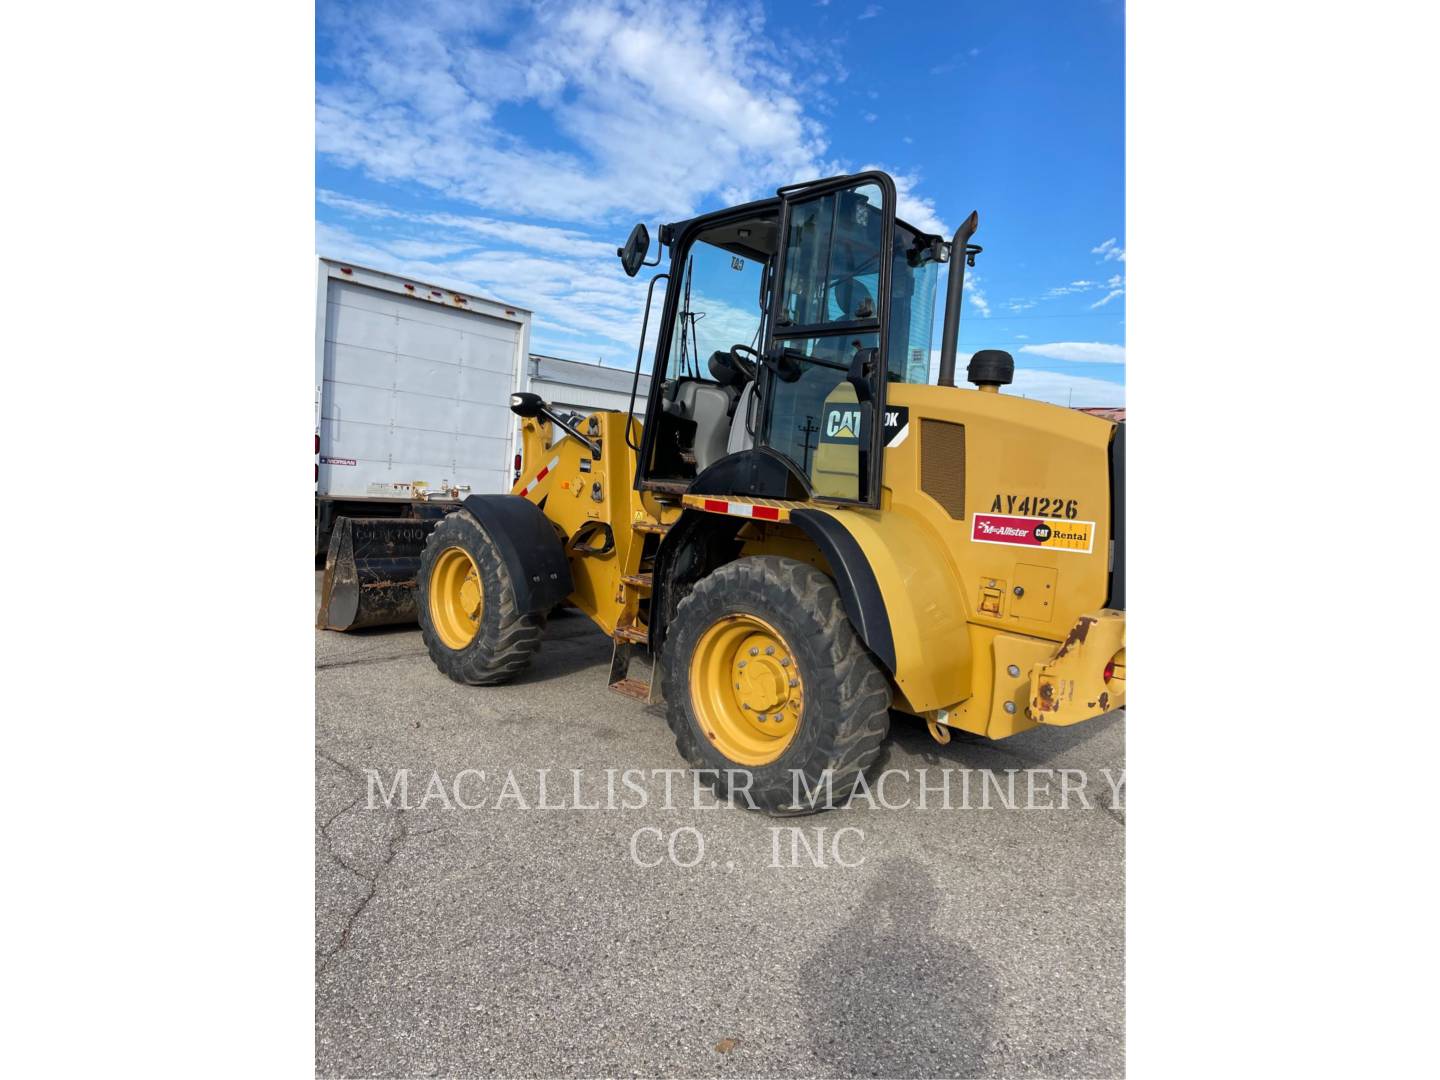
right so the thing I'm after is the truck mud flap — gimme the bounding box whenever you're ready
[316,516,439,631]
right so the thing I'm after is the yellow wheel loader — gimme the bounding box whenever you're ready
[410,171,1125,812]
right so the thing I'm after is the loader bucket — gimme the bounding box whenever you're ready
[316,516,439,631]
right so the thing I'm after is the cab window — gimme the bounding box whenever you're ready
[888,223,942,384]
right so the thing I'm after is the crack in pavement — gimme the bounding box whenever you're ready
[315,650,429,672]
[315,747,410,973]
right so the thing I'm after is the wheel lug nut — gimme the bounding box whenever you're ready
[749,647,759,656]
[780,658,791,667]
[738,660,747,668]
[790,678,799,687]
[765,646,775,655]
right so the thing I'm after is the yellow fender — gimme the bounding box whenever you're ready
[791,504,973,713]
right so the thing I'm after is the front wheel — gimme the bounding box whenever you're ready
[417,510,545,685]
[661,556,891,812]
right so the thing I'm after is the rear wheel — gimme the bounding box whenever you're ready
[662,556,891,812]
[417,511,544,685]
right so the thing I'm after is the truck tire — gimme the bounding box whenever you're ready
[661,556,891,813]
[417,510,545,685]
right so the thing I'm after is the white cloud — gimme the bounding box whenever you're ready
[382,238,476,259]
[968,276,990,318]
[859,4,883,18]
[317,189,618,258]
[859,165,948,234]
[1018,342,1126,364]
[862,111,878,123]
[1020,263,1125,312]
[1046,279,1100,298]
[686,290,765,355]
[921,351,1123,406]
[926,349,969,384]
[315,2,958,363]
[318,1,834,223]
[316,214,660,360]
[1008,369,1124,407]
[1091,237,1126,262]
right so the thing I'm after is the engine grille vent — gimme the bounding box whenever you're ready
[920,419,966,519]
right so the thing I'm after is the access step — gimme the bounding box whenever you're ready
[620,573,653,589]
[608,629,658,704]
[632,520,671,535]
[609,678,651,701]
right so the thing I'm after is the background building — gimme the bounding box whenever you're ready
[523,353,650,417]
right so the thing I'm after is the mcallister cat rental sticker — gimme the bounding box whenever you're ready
[971,513,1096,554]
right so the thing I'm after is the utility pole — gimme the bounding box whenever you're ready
[798,415,819,473]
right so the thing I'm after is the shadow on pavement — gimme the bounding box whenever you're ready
[802,856,997,1077]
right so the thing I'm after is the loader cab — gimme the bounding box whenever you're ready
[641,206,777,486]
[634,171,943,508]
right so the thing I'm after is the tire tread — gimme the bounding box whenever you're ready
[661,556,891,811]
[418,511,545,686]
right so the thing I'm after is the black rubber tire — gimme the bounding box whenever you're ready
[661,556,891,813]
[417,510,545,685]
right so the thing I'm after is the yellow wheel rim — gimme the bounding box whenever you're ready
[429,546,483,649]
[689,614,804,767]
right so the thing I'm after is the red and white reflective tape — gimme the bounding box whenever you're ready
[518,455,561,498]
[698,498,783,521]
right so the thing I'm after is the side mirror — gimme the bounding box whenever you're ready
[509,392,545,418]
[617,223,650,278]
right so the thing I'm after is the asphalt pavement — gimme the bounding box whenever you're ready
[316,598,1124,1078]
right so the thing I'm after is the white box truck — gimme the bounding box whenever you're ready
[314,258,532,556]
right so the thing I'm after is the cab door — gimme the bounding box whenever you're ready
[757,172,897,507]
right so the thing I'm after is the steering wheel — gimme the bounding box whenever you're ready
[731,342,805,385]
[729,344,761,381]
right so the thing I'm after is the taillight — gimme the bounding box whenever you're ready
[1103,659,1116,682]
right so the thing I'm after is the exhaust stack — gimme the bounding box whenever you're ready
[937,211,981,388]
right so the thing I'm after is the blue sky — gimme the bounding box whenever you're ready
[317,0,1124,406]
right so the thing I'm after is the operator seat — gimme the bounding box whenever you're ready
[663,383,731,472]
[660,349,753,473]
[707,349,757,457]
